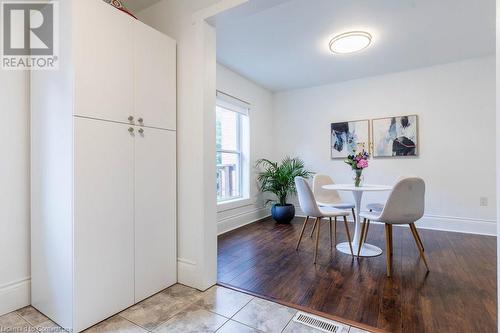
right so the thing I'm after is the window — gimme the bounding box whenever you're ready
[216,91,250,203]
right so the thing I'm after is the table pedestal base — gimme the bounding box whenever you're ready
[336,242,383,257]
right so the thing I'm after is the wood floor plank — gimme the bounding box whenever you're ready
[218,217,497,333]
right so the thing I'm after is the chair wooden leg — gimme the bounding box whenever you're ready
[310,218,318,238]
[411,223,425,252]
[357,218,367,257]
[351,208,356,223]
[343,216,354,256]
[409,224,423,251]
[384,224,392,277]
[329,217,333,249]
[366,209,373,247]
[296,216,310,251]
[410,223,430,272]
[388,224,393,257]
[314,218,321,264]
[364,220,371,245]
[334,217,337,245]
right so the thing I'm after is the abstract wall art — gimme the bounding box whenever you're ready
[372,115,419,157]
[331,120,370,159]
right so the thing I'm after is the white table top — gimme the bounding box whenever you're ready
[322,184,393,192]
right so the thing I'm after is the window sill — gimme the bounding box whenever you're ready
[217,197,252,212]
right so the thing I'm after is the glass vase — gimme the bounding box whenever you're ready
[353,169,364,187]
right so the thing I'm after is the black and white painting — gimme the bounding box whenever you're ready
[331,120,370,159]
[372,115,418,157]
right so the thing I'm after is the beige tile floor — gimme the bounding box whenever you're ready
[0,284,371,333]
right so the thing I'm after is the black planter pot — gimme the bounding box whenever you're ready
[271,204,295,224]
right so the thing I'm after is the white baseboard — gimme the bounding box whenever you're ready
[177,257,217,291]
[217,207,270,235]
[0,278,30,316]
[417,215,496,236]
[177,258,198,288]
[295,209,496,236]
[217,204,496,237]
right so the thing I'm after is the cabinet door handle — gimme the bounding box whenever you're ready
[128,127,134,133]
[128,116,134,122]
[138,128,144,135]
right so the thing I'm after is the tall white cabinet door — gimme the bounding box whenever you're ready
[134,22,176,130]
[74,0,134,124]
[74,118,135,331]
[134,128,177,302]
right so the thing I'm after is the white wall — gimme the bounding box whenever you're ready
[216,64,274,234]
[0,71,30,315]
[274,56,496,235]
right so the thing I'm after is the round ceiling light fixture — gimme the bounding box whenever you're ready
[329,31,372,54]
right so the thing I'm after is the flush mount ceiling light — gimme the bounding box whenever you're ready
[329,31,372,54]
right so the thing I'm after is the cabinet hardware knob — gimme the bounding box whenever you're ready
[138,118,144,123]
[128,116,134,122]
[138,128,144,134]
[128,127,134,133]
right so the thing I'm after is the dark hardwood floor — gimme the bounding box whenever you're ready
[217,217,497,333]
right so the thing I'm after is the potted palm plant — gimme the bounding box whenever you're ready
[256,157,313,224]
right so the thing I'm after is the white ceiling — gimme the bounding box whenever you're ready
[214,0,495,92]
[122,0,162,13]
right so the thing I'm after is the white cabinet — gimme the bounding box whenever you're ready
[74,118,135,329]
[74,0,134,123]
[73,0,177,130]
[31,1,177,332]
[135,23,177,130]
[134,128,177,302]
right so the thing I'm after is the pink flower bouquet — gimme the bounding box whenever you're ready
[345,150,370,187]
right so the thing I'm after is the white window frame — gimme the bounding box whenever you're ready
[216,114,242,202]
[216,91,250,209]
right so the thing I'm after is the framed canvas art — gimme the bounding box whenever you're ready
[372,115,419,157]
[331,120,370,159]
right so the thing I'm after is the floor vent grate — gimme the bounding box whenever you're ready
[293,312,348,333]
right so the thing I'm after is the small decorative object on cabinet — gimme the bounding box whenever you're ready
[372,115,419,157]
[256,157,313,224]
[31,1,177,332]
[331,119,370,159]
[102,0,137,18]
[344,148,370,187]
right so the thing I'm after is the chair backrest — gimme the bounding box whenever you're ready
[312,174,342,205]
[380,177,426,224]
[295,177,322,217]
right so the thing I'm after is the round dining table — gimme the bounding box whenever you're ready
[322,184,393,257]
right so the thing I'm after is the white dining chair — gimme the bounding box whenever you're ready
[294,177,353,263]
[310,174,356,241]
[359,177,428,277]
[359,176,410,256]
